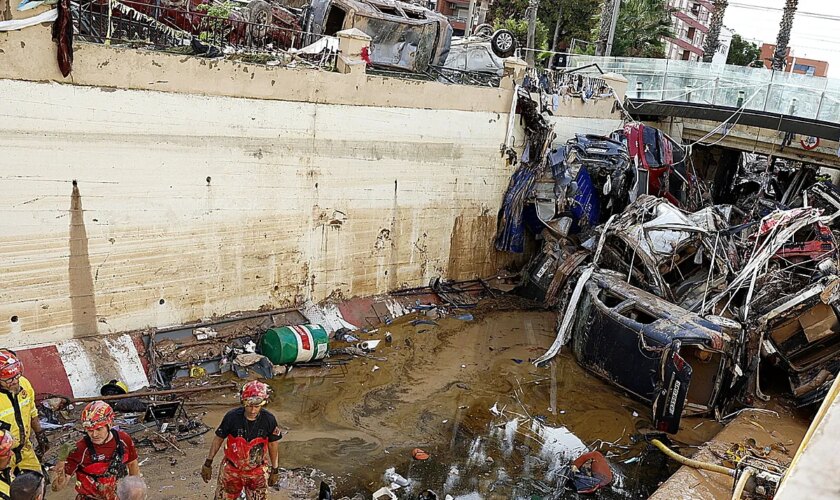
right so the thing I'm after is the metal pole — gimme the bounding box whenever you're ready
[763,83,771,111]
[465,0,476,36]
[711,77,719,105]
[817,91,826,120]
[605,0,621,57]
[636,81,643,99]
[737,90,745,107]
[525,0,539,66]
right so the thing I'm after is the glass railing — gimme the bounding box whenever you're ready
[566,55,840,123]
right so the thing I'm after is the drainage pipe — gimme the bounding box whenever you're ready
[650,439,736,477]
[730,467,754,500]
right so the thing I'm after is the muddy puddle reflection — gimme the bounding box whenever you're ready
[265,309,685,498]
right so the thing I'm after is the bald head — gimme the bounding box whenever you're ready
[116,476,147,500]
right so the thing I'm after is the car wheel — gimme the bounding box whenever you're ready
[472,23,494,38]
[490,29,516,58]
[246,0,272,45]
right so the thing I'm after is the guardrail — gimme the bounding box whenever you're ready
[566,55,840,124]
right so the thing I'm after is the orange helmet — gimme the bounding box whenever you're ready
[0,350,22,380]
[0,430,15,458]
[81,401,115,431]
[240,380,269,406]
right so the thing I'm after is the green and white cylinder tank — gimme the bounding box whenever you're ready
[260,324,329,365]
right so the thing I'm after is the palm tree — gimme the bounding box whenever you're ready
[772,0,797,71]
[702,0,728,63]
[595,0,616,56]
[611,0,673,58]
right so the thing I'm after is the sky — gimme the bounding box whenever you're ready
[722,0,839,77]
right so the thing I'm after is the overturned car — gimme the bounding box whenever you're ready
[307,0,452,71]
[569,271,742,433]
[597,196,732,310]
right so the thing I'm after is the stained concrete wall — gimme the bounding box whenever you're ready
[0,10,626,348]
[0,77,516,347]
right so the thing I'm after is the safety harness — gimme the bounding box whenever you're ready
[75,429,128,499]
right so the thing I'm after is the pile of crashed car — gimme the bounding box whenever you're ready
[74,0,517,77]
[497,89,840,434]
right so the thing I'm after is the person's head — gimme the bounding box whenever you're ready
[116,476,148,500]
[9,472,45,500]
[0,430,15,469]
[0,350,23,394]
[81,400,115,445]
[240,380,269,420]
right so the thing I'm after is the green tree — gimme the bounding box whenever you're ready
[773,0,797,70]
[608,0,673,58]
[702,0,727,62]
[493,17,549,51]
[490,0,599,51]
[726,34,761,67]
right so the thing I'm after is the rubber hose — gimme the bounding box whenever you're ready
[731,467,754,500]
[650,439,736,477]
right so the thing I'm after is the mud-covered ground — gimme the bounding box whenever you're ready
[49,306,787,499]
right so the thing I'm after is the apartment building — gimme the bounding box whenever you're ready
[664,0,714,62]
[759,43,829,77]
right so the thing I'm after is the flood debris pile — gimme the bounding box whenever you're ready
[66,0,451,73]
[496,92,840,436]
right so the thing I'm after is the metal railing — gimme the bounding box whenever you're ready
[72,0,338,70]
[565,54,840,124]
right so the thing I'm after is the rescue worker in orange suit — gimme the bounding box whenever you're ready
[0,430,17,500]
[0,351,48,480]
[201,381,282,500]
[51,401,140,500]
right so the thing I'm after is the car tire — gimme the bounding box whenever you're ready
[246,0,272,45]
[472,23,493,38]
[490,29,516,58]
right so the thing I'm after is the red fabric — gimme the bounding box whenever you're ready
[52,0,73,77]
[216,460,267,500]
[223,436,269,473]
[65,430,137,500]
[74,461,117,499]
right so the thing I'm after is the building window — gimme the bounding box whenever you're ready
[793,63,816,75]
[690,2,700,16]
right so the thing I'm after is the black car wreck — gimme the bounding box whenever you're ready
[569,271,743,433]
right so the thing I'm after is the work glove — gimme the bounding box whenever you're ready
[57,442,74,462]
[34,431,50,456]
[201,459,213,483]
[268,467,280,486]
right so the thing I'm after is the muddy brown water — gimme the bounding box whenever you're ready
[52,308,722,499]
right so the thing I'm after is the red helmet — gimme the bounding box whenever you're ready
[0,351,22,380]
[240,380,269,406]
[0,430,15,458]
[81,401,115,431]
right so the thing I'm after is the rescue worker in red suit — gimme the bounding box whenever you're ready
[51,401,141,500]
[201,381,282,500]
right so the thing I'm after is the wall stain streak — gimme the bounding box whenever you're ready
[69,181,98,338]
